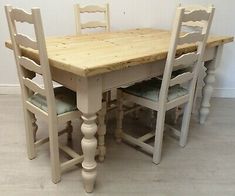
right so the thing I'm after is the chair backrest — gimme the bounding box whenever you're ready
[159,5,215,107]
[74,4,110,35]
[182,5,207,32]
[5,5,57,118]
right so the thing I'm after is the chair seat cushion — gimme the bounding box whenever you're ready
[28,87,77,115]
[122,78,188,102]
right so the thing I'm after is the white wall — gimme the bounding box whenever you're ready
[0,0,234,96]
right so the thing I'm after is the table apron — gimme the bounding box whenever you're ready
[51,46,217,92]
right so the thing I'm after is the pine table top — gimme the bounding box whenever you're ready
[5,28,234,77]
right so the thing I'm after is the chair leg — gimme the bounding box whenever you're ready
[107,91,112,107]
[24,110,37,160]
[48,122,61,184]
[173,106,183,124]
[97,102,107,162]
[115,89,123,143]
[153,109,166,164]
[104,91,111,109]
[66,121,73,141]
[32,114,38,142]
[132,104,139,119]
[180,100,193,147]
[192,80,199,114]
[150,110,157,129]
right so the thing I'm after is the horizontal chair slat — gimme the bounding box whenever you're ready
[174,52,199,67]
[23,77,46,96]
[122,132,154,154]
[61,156,84,173]
[138,131,155,142]
[18,56,42,74]
[80,5,106,13]
[15,33,38,50]
[183,21,204,28]
[81,21,107,29]
[59,145,81,158]
[11,8,33,24]
[35,128,69,148]
[178,32,204,45]
[183,9,210,22]
[170,72,194,86]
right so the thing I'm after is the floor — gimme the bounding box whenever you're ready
[0,95,235,196]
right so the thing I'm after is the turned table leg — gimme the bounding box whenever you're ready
[115,89,123,142]
[199,60,215,124]
[97,102,107,162]
[66,121,73,141]
[77,76,102,193]
[199,46,223,124]
[81,114,98,193]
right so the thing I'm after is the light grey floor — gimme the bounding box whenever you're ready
[0,95,235,196]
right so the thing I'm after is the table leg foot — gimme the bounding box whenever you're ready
[82,169,97,193]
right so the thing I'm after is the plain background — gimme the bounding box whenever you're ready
[0,0,234,96]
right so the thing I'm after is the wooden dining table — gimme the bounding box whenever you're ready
[5,28,233,192]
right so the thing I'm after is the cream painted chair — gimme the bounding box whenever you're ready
[74,4,110,35]
[115,5,215,164]
[5,5,84,183]
[174,6,210,123]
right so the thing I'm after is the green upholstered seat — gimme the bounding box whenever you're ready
[122,78,188,102]
[28,87,77,115]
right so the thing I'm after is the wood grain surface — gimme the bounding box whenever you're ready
[5,28,233,77]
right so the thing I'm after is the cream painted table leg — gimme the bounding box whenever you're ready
[199,46,223,124]
[97,101,107,162]
[76,76,102,193]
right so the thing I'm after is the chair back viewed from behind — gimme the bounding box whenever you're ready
[159,5,215,112]
[74,4,110,35]
[182,5,208,31]
[113,5,216,165]
[5,5,57,120]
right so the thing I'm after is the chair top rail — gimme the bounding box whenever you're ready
[80,5,106,13]
[15,33,38,50]
[184,5,210,11]
[182,9,210,22]
[10,8,33,24]
[18,56,42,74]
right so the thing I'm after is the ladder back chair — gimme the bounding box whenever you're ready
[174,5,208,123]
[5,5,84,183]
[74,4,110,35]
[115,5,215,164]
